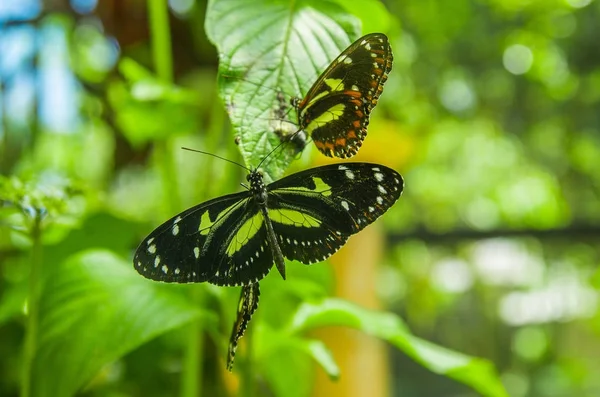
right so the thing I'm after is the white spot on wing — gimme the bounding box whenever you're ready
[174,268,180,275]
[345,170,355,180]
[338,165,348,170]
[147,237,155,245]
[369,206,375,212]
[341,200,350,211]
[148,244,156,254]
[154,256,161,267]
[377,196,384,205]
[172,224,179,236]
[194,247,200,259]
[374,172,384,182]
[378,185,387,194]
[161,265,168,274]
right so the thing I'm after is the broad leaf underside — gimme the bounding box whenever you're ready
[206,0,361,181]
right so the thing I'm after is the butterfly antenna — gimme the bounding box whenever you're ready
[181,147,251,172]
[254,139,289,171]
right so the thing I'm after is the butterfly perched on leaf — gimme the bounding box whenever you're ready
[219,33,393,178]
[290,33,393,158]
[134,162,403,286]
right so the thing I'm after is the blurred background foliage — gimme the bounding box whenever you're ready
[1,0,599,396]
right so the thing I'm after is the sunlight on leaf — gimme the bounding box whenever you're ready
[289,298,509,397]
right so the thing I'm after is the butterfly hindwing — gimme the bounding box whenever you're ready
[295,33,393,158]
[267,162,403,264]
[204,206,274,286]
[227,283,260,371]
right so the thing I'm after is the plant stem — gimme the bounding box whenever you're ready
[147,0,180,214]
[21,211,43,397]
[180,287,204,397]
[239,323,256,397]
[148,0,173,83]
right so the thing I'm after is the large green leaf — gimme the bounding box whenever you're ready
[289,299,509,397]
[32,250,215,397]
[205,0,363,181]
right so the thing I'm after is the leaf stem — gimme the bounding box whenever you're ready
[21,210,43,397]
[180,285,205,397]
[148,0,173,82]
[147,0,180,214]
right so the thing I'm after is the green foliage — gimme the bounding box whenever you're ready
[33,250,208,397]
[290,299,508,397]
[1,0,600,396]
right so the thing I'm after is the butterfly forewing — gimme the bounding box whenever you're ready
[134,192,273,287]
[296,33,393,158]
[267,162,403,264]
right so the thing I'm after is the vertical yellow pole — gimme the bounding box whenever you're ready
[312,225,389,397]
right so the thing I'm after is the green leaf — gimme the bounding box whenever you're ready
[205,0,362,181]
[289,299,509,397]
[302,339,340,379]
[32,250,215,397]
[0,281,27,326]
[110,58,200,146]
[255,324,315,397]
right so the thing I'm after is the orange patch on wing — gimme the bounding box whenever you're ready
[345,90,362,98]
[315,140,335,151]
[335,137,347,146]
[347,130,357,139]
[352,120,361,128]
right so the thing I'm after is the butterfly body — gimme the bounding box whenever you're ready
[134,163,403,287]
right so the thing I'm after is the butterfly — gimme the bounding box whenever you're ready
[291,33,393,158]
[220,33,392,161]
[133,162,403,287]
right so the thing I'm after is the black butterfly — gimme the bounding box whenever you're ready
[133,162,403,286]
[291,33,393,158]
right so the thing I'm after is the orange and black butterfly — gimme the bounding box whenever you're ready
[291,33,393,158]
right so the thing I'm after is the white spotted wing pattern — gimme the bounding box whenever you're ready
[134,163,403,286]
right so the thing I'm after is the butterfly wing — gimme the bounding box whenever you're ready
[227,283,260,371]
[296,33,393,158]
[134,191,274,286]
[266,162,403,264]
